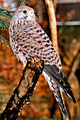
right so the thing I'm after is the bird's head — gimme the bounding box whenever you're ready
[12,6,35,21]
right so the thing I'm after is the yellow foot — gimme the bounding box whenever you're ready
[23,62,27,68]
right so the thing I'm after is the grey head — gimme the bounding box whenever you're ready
[11,6,35,22]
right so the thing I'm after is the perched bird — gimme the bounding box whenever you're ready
[9,6,76,120]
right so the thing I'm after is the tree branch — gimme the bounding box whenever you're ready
[0,56,44,120]
[44,0,59,54]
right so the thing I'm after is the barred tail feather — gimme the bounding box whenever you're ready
[42,71,69,120]
[44,65,76,103]
[52,83,69,120]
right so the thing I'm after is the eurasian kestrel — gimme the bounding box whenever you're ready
[9,6,76,120]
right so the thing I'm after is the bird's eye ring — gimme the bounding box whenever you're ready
[23,10,27,14]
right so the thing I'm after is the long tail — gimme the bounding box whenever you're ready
[43,71,69,120]
[51,81,69,120]
[44,64,76,103]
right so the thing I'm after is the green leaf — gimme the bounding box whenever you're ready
[0,35,6,41]
[20,0,25,6]
[0,35,9,48]
[0,9,12,20]
[0,19,9,29]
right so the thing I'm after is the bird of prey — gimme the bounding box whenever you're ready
[9,6,76,120]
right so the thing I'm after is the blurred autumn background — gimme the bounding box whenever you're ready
[0,0,80,120]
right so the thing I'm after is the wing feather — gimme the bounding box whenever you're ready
[44,65,76,103]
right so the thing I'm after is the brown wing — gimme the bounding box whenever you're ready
[9,19,62,69]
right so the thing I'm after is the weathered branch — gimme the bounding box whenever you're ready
[0,56,44,120]
[44,0,67,119]
[53,0,58,10]
[44,0,59,54]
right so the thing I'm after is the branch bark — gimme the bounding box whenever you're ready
[44,0,59,54]
[0,56,44,120]
[44,0,67,119]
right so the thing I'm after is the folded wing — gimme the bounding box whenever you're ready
[44,64,76,103]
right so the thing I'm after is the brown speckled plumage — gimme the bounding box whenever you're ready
[9,6,76,120]
[9,19,61,68]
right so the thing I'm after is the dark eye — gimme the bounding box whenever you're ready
[23,10,27,13]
